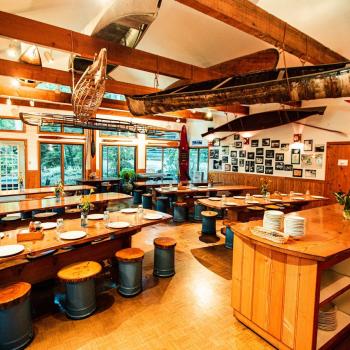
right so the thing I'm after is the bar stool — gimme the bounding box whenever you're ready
[142,193,153,209]
[153,237,176,277]
[115,248,144,297]
[193,201,206,221]
[0,282,33,350]
[57,261,102,319]
[225,226,234,249]
[173,202,187,223]
[101,182,111,193]
[200,211,219,243]
[133,189,143,205]
[155,196,169,213]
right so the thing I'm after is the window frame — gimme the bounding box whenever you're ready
[0,116,25,133]
[189,147,209,181]
[146,130,180,141]
[38,123,85,135]
[145,146,179,175]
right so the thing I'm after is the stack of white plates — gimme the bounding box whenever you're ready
[263,210,284,231]
[318,304,337,331]
[284,215,305,237]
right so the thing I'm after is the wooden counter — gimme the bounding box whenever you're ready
[231,204,350,350]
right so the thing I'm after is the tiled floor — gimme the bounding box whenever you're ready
[28,220,274,349]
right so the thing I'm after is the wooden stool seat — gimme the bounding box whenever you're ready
[58,261,102,283]
[174,201,187,207]
[265,204,281,210]
[34,211,57,219]
[142,193,152,197]
[154,237,176,249]
[0,282,31,310]
[65,207,81,214]
[247,206,265,211]
[201,210,218,217]
[115,248,144,262]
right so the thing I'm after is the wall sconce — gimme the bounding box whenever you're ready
[293,134,302,142]
[243,137,250,145]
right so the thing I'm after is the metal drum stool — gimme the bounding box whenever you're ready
[225,226,234,249]
[142,193,153,209]
[155,196,169,213]
[0,282,33,350]
[193,201,206,221]
[115,248,144,297]
[133,189,143,205]
[173,202,187,223]
[200,211,219,243]
[57,261,102,319]
[153,237,176,277]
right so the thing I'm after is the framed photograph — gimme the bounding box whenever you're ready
[210,149,219,159]
[262,138,270,147]
[275,162,284,170]
[305,169,317,178]
[247,152,255,160]
[256,148,264,156]
[255,156,264,164]
[304,139,313,152]
[213,159,222,170]
[239,159,245,167]
[315,154,323,168]
[265,166,273,175]
[222,156,229,163]
[275,153,284,161]
[315,144,325,152]
[222,146,229,156]
[281,143,289,151]
[231,158,238,166]
[239,150,246,158]
[213,138,220,147]
[224,163,231,171]
[235,141,243,149]
[284,164,293,171]
[245,162,249,172]
[256,165,264,174]
[291,149,301,164]
[266,149,275,158]
[301,154,313,167]
[230,150,237,158]
[234,133,240,140]
[231,165,238,172]
[265,159,273,166]
[251,139,259,147]
[271,140,280,148]
[293,168,303,178]
[248,161,255,173]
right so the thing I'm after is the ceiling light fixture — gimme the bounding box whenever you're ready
[205,110,213,121]
[6,97,12,106]
[176,118,181,123]
[30,100,35,107]
[11,78,20,88]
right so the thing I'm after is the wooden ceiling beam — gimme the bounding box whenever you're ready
[176,0,347,64]
[0,11,221,81]
[0,58,158,96]
[214,104,249,115]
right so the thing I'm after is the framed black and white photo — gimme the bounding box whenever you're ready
[210,149,219,159]
[251,139,259,147]
[235,141,243,149]
[275,162,284,170]
[266,149,275,158]
[256,165,264,173]
[262,138,270,146]
[231,158,238,166]
[265,166,273,175]
[224,163,231,171]
[239,159,245,167]
[281,143,289,151]
[315,144,325,152]
[293,168,303,177]
[271,140,280,148]
[231,165,238,172]
[230,150,237,158]
[256,148,264,156]
[245,162,249,172]
[234,133,240,140]
[305,169,317,178]
[284,164,293,171]
[265,159,273,166]
[247,152,255,160]
[255,156,264,164]
[222,146,229,156]
[291,149,301,164]
[222,156,229,163]
[239,150,246,158]
[248,161,255,173]
[304,139,313,152]
[213,138,220,147]
[275,153,284,161]
[213,159,222,170]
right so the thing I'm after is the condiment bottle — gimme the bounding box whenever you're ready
[29,221,35,232]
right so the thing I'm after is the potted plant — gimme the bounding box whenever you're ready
[80,189,94,227]
[120,168,135,194]
[334,190,350,220]
[54,180,64,200]
[260,178,272,197]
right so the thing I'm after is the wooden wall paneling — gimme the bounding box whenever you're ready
[231,234,244,312]
[26,170,40,188]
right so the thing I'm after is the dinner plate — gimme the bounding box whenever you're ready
[87,213,104,220]
[225,202,239,206]
[233,196,245,199]
[144,213,163,220]
[247,200,260,204]
[59,231,86,240]
[41,222,57,230]
[293,192,303,196]
[270,199,283,202]
[293,197,305,200]
[0,233,4,239]
[26,249,56,259]
[0,244,25,258]
[311,195,325,199]
[208,197,221,201]
[253,194,264,198]
[108,222,130,229]
[120,208,137,214]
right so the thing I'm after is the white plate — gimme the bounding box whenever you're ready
[208,197,221,201]
[225,202,239,206]
[108,222,130,229]
[144,213,163,220]
[120,208,137,214]
[270,199,283,202]
[19,229,30,234]
[311,195,325,199]
[234,196,245,199]
[41,222,57,230]
[293,197,305,200]
[253,194,264,198]
[6,213,21,217]
[0,244,25,258]
[87,213,104,220]
[293,192,303,196]
[0,233,4,239]
[247,200,260,204]
[59,231,86,240]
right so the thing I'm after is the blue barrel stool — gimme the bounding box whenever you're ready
[115,248,144,297]
[133,189,143,205]
[193,201,206,221]
[142,193,153,209]
[153,237,176,277]
[200,211,219,243]
[155,196,169,213]
[225,226,234,249]
[57,261,102,319]
[0,282,33,350]
[173,202,187,223]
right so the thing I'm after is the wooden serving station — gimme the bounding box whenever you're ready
[231,204,350,350]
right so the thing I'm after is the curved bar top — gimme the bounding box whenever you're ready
[231,204,350,262]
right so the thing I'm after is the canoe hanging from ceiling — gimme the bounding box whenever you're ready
[125,62,350,116]
[201,106,327,137]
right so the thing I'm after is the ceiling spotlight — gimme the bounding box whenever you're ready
[6,97,12,106]
[205,110,213,121]
[176,118,181,123]
[11,78,20,88]
[30,100,35,107]
[44,49,54,64]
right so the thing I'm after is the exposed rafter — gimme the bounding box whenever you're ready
[176,0,347,64]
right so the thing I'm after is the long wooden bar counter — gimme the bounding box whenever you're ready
[231,204,350,350]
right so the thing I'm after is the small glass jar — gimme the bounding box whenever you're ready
[245,193,251,203]
[56,218,64,233]
[103,210,110,227]
[265,192,271,200]
[221,194,226,204]
[81,212,88,227]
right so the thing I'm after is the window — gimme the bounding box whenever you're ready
[0,118,23,131]
[40,143,84,186]
[40,123,83,134]
[101,145,136,178]
[99,130,135,138]
[146,147,179,177]
[189,148,208,181]
[147,131,180,140]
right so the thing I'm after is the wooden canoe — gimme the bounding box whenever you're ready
[126,62,350,116]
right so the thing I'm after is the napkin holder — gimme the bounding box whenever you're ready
[17,230,44,242]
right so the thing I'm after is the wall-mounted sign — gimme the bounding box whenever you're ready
[338,159,348,166]
[191,139,208,146]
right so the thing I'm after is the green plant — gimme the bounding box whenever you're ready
[120,168,136,183]
[54,180,64,196]
[334,190,350,211]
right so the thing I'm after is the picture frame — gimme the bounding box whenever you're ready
[315,154,323,168]
[315,144,325,152]
[275,162,284,170]
[231,158,238,166]
[239,159,245,167]
[271,140,280,148]
[265,166,273,175]
[275,153,284,161]
[224,163,231,171]
[213,159,222,170]
[222,146,229,156]
[281,143,289,151]
[251,139,259,147]
[256,165,264,174]
[213,138,220,147]
[222,156,229,163]
[245,162,249,172]
[256,148,264,156]
[239,150,246,158]
[234,133,240,140]
[284,164,293,171]
[255,156,264,164]
[231,165,238,172]
[209,149,219,159]
[293,168,303,177]
[266,149,275,158]
[248,161,255,173]
[262,138,270,147]
[265,159,273,166]
[301,154,313,167]
[235,141,243,149]
[291,149,301,164]
[230,150,237,158]
[305,169,317,178]
[304,139,313,152]
[247,152,255,160]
